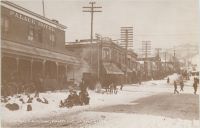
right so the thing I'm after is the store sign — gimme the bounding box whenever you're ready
[9,10,55,32]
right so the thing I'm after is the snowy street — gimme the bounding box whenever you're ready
[1,74,200,128]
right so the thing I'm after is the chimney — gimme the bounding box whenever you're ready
[75,39,79,43]
[51,19,59,24]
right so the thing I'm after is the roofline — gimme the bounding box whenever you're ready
[1,0,67,29]
[65,40,138,56]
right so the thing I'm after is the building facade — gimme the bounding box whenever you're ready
[65,37,138,88]
[1,1,82,95]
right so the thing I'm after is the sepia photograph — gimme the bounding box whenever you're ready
[0,0,200,127]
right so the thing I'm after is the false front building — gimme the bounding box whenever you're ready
[65,37,138,89]
[1,1,82,95]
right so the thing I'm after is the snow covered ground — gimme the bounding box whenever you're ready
[1,84,151,123]
[1,73,200,128]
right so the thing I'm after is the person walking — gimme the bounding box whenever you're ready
[180,80,184,91]
[174,81,179,94]
[193,77,198,95]
[167,77,170,84]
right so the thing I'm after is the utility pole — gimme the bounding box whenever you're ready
[120,27,133,49]
[120,27,133,83]
[173,48,176,72]
[164,51,167,74]
[141,41,151,80]
[187,47,189,73]
[82,2,102,65]
[155,48,162,78]
[155,48,162,58]
[95,33,102,82]
[141,41,151,59]
[42,0,45,17]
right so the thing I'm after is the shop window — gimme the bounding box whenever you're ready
[1,16,9,33]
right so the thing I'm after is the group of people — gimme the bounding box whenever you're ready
[168,75,199,95]
[173,80,184,94]
[59,89,90,108]
[105,82,118,94]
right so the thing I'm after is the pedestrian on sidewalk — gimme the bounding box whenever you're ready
[180,80,184,91]
[193,77,198,95]
[167,77,170,84]
[174,81,179,94]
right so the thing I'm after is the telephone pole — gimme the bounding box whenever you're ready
[120,27,133,83]
[164,51,167,74]
[141,41,151,59]
[173,48,176,72]
[42,0,45,17]
[141,41,151,80]
[82,2,102,65]
[95,33,102,82]
[155,48,162,78]
[155,48,162,58]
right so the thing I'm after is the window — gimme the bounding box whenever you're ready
[28,26,34,41]
[102,47,110,61]
[1,16,9,33]
[38,29,42,43]
[128,58,131,68]
[35,28,42,43]
[49,33,55,47]
[113,49,117,61]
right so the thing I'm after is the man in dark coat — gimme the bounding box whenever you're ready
[180,80,184,91]
[193,78,198,95]
[174,81,179,94]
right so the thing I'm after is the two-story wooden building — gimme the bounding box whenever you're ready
[1,1,82,95]
[65,37,138,88]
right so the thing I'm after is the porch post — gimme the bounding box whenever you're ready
[56,62,59,80]
[30,59,33,80]
[42,60,46,78]
[16,57,19,73]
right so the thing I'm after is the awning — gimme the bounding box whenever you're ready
[121,64,133,73]
[2,40,81,65]
[103,62,124,75]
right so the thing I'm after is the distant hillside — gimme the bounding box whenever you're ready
[166,43,199,60]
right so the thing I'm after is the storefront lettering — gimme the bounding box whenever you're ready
[11,11,55,32]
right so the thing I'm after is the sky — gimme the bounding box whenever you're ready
[7,0,200,53]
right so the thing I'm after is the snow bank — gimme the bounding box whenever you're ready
[1,88,152,123]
